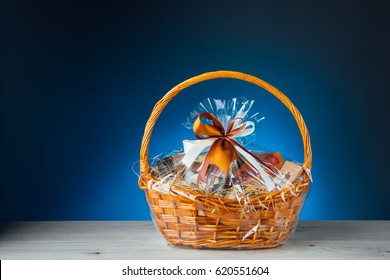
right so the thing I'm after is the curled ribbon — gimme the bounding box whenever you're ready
[181,112,276,191]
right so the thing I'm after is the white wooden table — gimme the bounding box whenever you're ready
[0,221,389,259]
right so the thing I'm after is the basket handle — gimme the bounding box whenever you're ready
[139,70,312,180]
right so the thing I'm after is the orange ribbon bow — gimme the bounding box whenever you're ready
[182,112,276,191]
[194,112,252,179]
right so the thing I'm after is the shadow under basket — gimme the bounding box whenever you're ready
[138,71,313,249]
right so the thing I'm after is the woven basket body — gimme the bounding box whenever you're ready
[139,71,312,249]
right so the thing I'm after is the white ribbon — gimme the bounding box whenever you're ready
[181,121,276,191]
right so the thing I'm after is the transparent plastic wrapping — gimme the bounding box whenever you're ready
[139,96,312,249]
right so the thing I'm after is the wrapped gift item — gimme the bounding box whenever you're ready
[280,160,304,183]
[258,152,284,171]
[150,154,183,178]
[179,101,279,194]
[237,151,284,179]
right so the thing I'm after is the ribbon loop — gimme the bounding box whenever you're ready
[194,112,225,138]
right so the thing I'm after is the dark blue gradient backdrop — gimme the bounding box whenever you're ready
[1,1,389,220]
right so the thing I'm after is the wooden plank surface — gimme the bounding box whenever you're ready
[0,221,389,260]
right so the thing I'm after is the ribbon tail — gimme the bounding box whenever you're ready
[234,145,277,191]
[181,139,216,168]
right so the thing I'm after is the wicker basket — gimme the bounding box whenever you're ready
[138,70,312,249]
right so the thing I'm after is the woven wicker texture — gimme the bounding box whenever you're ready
[139,70,312,249]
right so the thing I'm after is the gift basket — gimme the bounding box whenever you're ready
[138,71,312,249]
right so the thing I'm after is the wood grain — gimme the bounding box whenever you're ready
[0,221,389,260]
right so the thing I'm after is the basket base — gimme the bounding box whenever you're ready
[163,235,290,249]
[146,180,310,250]
[167,240,287,250]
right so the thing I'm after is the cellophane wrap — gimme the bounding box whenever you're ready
[145,97,311,246]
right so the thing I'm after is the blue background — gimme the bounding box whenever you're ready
[1,0,389,220]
